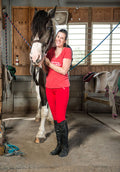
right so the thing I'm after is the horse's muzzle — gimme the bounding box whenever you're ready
[30,55,42,65]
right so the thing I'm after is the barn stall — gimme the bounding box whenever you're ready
[0,0,120,171]
[1,2,120,113]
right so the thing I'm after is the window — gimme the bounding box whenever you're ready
[56,23,87,65]
[91,23,120,64]
[56,23,120,65]
[112,24,120,64]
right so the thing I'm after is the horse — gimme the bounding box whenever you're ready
[29,7,56,143]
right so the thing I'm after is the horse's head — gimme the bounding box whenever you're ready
[30,7,56,65]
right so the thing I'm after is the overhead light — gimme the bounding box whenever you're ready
[55,9,69,25]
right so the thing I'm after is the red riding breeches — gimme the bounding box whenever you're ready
[46,87,69,123]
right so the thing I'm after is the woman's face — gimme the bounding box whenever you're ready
[55,32,66,48]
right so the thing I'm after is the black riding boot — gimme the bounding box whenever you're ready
[50,120,62,155]
[59,120,69,157]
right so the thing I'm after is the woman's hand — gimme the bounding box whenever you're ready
[45,57,71,75]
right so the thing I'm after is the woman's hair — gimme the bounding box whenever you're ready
[57,29,68,40]
[56,29,68,47]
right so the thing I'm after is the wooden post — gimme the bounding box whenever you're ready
[0,0,2,131]
[87,7,92,69]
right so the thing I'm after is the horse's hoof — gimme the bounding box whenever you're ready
[34,137,40,144]
[35,118,40,122]
[34,137,46,143]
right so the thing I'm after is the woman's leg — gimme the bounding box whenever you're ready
[55,87,69,157]
[46,88,61,155]
[56,87,69,123]
[46,87,70,157]
[46,88,56,120]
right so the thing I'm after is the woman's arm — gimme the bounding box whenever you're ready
[45,57,71,75]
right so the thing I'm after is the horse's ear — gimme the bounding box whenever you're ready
[48,6,57,18]
[34,8,37,14]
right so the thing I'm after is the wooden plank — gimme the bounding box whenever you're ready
[113,8,120,21]
[92,8,112,22]
[13,65,30,75]
[87,7,92,65]
[86,96,110,105]
[0,0,2,113]
[12,7,31,75]
[68,7,88,22]
[70,65,120,76]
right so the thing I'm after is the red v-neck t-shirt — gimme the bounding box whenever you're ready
[46,47,72,88]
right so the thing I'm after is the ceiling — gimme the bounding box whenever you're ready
[2,0,120,9]
[57,0,120,7]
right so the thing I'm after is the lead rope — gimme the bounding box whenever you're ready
[4,13,8,69]
[4,12,52,59]
[4,13,16,74]
[4,12,31,49]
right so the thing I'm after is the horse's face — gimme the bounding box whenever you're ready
[30,35,43,65]
[30,7,56,65]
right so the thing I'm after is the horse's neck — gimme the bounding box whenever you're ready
[31,66,40,85]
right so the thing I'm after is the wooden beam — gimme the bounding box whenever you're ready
[86,96,110,105]
[0,0,2,117]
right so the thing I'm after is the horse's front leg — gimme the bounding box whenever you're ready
[35,104,48,143]
[35,84,48,143]
[35,85,41,122]
[47,105,53,125]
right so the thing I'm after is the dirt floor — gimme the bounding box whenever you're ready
[0,111,120,172]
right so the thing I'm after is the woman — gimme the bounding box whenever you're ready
[45,29,72,157]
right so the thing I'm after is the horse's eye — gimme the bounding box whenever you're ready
[47,27,51,30]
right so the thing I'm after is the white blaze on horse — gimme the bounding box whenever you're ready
[30,7,56,143]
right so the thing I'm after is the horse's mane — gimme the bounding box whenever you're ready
[31,10,49,39]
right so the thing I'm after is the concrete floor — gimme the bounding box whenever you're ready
[0,111,120,172]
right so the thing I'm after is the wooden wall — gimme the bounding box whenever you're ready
[12,7,120,76]
[12,7,31,75]
[0,0,2,115]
